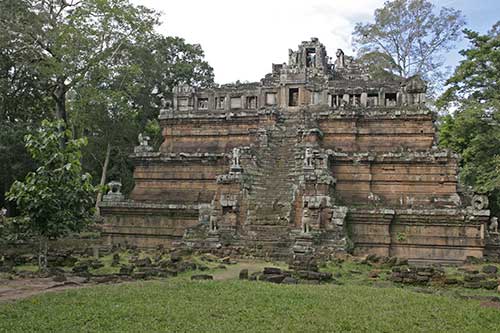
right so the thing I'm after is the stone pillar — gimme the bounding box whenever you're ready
[208,95,215,110]
[322,90,328,105]
[173,96,178,111]
[281,86,287,108]
[343,94,349,105]
[361,92,367,107]
[241,95,245,109]
[419,93,426,104]
[379,89,386,107]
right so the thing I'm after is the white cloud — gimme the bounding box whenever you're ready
[133,0,385,83]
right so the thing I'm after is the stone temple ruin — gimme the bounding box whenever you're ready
[100,38,494,263]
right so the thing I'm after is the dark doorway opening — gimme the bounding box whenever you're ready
[306,48,316,67]
[289,88,299,106]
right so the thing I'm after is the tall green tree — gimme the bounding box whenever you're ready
[1,1,214,215]
[0,29,52,214]
[0,0,159,126]
[7,120,96,271]
[70,34,214,212]
[438,22,500,215]
[352,0,465,86]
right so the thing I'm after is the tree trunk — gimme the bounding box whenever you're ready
[95,142,111,216]
[38,235,48,273]
[53,78,67,125]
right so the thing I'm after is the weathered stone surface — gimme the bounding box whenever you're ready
[282,277,298,284]
[119,265,135,275]
[464,274,486,282]
[132,257,152,268]
[239,269,249,280]
[72,263,90,275]
[480,280,498,290]
[111,253,120,267]
[262,274,287,284]
[482,265,498,274]
[191,274,213,281]
[263,267,282,275]
[52,274,67,283]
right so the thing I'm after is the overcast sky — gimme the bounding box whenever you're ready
[133,0,500,84]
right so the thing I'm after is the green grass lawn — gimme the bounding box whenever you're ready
[1,278,499,332]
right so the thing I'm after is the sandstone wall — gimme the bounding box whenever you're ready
[317,110,435,152]
[130,158,227,204]
[100,202,199,248]
[332,158,459,207]
[348,208,488,263]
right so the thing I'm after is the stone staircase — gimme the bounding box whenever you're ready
[239,109,306,259]
[246,110,304,225]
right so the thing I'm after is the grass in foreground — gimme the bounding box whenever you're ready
[1,278,499,332]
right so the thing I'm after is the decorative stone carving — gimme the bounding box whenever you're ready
[331,206,348,226]
[103,181,124,202]
[198,203,211,225]
[489,217,498,234]
[288,49,299,67]
[220,193,238,209]
[472,194,489,210]
[209,215,218,233]
[231,147,242,172]
[304,148,314,169]
[134,133,153,153]
[335,49,345,68]
[302,207,311,234]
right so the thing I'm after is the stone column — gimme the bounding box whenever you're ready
[361,92,368,107]
[280,86,287,108]
[379,89,386,107]
[343,94,349,105]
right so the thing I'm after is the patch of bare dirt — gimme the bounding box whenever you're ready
[0,276,88,303]
[480,301,500,309]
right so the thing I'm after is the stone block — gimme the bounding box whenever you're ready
[239,269,249,280]
[263,274,287,284]
[191,274,213,281]
[482,265,498,274]
[263,267,282,275]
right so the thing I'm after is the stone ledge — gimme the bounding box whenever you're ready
[314,106,431,119]
[98,200,200,211]
[159,108,276,120]
[328,149,459,161]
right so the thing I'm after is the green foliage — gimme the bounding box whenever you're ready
[6,120,96,239]
[438,23,500,215]
[0,0,214,203]
[396,232,407,242]
[1,280,499,331]
[0,0,160,123]
[72,34,214,195]
[439,22,500,105]
[0,217,32,243]
[353,0,465,89]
